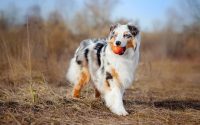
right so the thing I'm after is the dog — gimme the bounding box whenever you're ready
[67,23,140,116]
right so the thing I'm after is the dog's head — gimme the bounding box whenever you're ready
[108,23,140,55]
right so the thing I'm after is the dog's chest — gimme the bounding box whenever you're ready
[107,56,136,88]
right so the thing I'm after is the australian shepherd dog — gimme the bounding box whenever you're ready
[67,23,140,116]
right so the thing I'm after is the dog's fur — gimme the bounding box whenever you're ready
[67,23,140,116]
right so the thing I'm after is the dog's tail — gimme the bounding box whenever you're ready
[66,39,94,84]
[66,57,82,85]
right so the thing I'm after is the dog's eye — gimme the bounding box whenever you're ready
[111,31,115,37]
[110,32,117,39]
[123,34,132,38]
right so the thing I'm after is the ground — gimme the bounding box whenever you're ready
[0,60,200,125]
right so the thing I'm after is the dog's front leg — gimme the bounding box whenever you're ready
[103,80,128,116]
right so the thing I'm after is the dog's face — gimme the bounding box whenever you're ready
[108,24,139,55]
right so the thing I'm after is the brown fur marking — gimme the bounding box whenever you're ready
[95,88,101,98]
[109,37,116,53]
[111,68,122,87]
[109,32,118,52]
[104,80,111,91]
[126,39,136,49]
[73,67,90,98]
[123,31,136,49]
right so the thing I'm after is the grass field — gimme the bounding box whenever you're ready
[0,60,199,125]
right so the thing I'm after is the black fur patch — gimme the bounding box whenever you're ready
[134,43,137,51]
[94,43,104,66]
[128,25,139,36]
[103,44,107,52]
[106,72,113,80]
[76,60,82,65]
[76,56,82,65]
[84,49,89,62]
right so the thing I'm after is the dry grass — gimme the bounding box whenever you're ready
[0,60,199,125]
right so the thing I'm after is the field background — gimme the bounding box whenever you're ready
[0,0,200,124]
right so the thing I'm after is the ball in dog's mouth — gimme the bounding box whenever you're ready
[112,46,126,55]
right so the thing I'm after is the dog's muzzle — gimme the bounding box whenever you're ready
[115,41,126,55]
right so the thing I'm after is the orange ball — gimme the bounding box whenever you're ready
[112,46,125,55]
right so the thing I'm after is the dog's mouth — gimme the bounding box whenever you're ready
[119,47,126,55]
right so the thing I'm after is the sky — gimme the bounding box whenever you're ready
[112,0,179,30]
[0,0,179,31]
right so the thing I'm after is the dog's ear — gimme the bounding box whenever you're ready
[110,24,120,32]
[128,25,139,36]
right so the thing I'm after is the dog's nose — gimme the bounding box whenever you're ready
[115,41,121,46]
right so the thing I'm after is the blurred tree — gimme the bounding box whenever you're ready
[55,0,76,21]
[5,3,20,27]
[26,5,43,26]
[47,10,69,57]
[73,0,118,37]
[0,11,8,30]
[0,3,20,30]
[84,0,118,26]
[183,0,200,24]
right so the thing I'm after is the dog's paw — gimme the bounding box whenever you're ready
[111,108,129,116]
[116,110,129,116]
